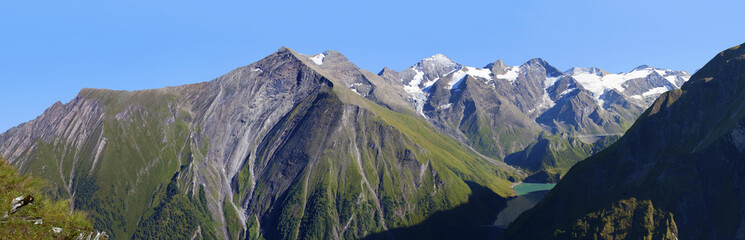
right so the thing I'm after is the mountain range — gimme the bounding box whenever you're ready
[377,53,689,181]
[0,46,689,239]
[504,43,745,239]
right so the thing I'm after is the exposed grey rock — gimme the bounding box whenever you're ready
[9,195,33,215]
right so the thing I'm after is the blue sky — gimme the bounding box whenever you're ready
[1,0,744,132]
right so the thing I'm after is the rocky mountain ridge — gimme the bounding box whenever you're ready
[0,47,520,239]
[380,54,690,136]
[375,54,687,181]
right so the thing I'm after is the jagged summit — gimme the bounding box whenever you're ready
[526,58,564,77]
[484,59,506,68]
[411,54,463,77]
[277,46,291,52]
[526,57,548,64]
[377,67,397,76]
[318,50,351,64]
[419,53,458,67]
[271,47,348,67]
[485,59,508,75]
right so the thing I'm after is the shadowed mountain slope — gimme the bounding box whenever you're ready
[504,43,745,240]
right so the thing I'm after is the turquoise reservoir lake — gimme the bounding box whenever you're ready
[513,182,556,196]
[493,183,556,228]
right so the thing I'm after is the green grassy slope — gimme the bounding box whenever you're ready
[131,173,218,240]
[12,88,216,238]
[0,159,95,239]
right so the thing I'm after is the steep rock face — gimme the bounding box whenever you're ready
[537,89,624,134]
[0,47,519,239]
[239,89,516,239]
[423,73,539,158]
[599,89,646,123]
[501,58,560,116]
[504,43,745,239]
[379,54,463,115]
[399,54,462,88]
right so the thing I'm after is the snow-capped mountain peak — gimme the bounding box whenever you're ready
[379,54,690,122]
[565,65,691,107]
[419,54,458,68]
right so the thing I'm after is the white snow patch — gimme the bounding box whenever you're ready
[252,68,262,72]
[664,76,680,87]
[568,66,689,108]
[571,72,610,93]
[642,86,670,97]
[402,68,428,116]
[531,90,556,114]
[449,70,468,90]
[496,66,520,82]
[652,68,691,87]
[544,76,561,88]
[423,77,441,89]
[664,74,690,88]
[533,72,561,114]
[624,68,653,80]
[560,88,577,97]
[404,68,425,93]
[439,103,452,110]
[447,67,492,89]
[347,83,363,95]
[569,70,636,107]
[464,67,492,80]
[309,53,325,65]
